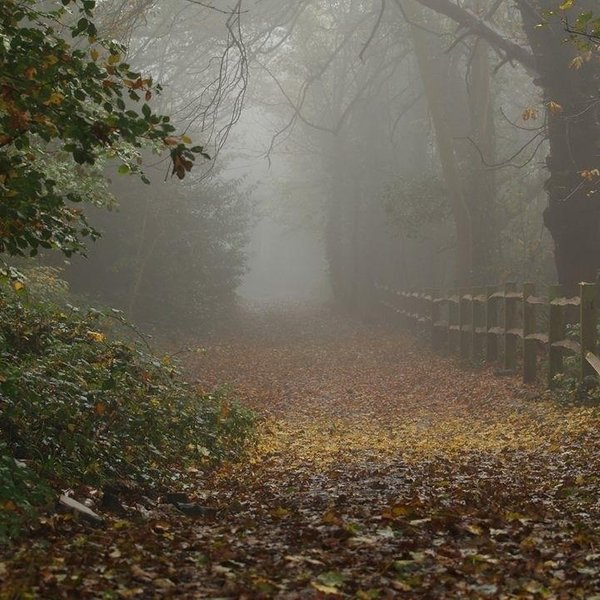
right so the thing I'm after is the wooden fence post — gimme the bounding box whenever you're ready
[471,287,482,362]
[441,291,449,356]
[504,282,517,371]
[548,284,565,388]
[522,282,536,383]
[459,289,469,359]
[430,289,439,350]
[486,285,498,362]
[580,282,597,382]
[412,291,419,331]
[401,291,409,329]
[448,288,458,355]
[413,290,418,331]
[421,290,429,337]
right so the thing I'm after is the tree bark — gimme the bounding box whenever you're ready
[406,1,474,286]
[410,0,600,290]
[466,33,498,283]
[517,0,600,291]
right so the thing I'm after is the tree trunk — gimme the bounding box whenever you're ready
[517,0,600,290]
[407,1,474,286]
[466,34,498,284]
[409,0,600,289]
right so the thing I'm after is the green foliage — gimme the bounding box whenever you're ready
[0,0,207,259]
[0,443,53,541]
[65,173,251,330]
[548,322,600,405]
[551,367,600,406]
[571,9,600,37]
[0,275,254,540]
[559,3,600,44]
[544,3,600,52]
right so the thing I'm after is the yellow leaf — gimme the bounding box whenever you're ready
[392,580,412,592]
[219,402,231,420]
[581,169,600,182]
[311,582,341,595]
[388,503,411,518]
[322,509,343,525]
[182,135,192,144]
[13,281,24,291]
[107,53,121,65]
[570,55,585,70]
[95,403,106,416]
[90,49,99,61]
[559,0,574,9]
[43,55,59,68]
[272,506,290,518]
[547,101,563,115]
[87,330,106,342]
[464,523,483,535]
[67,423,76,432]
[521,106,539,121]
[46,92,64,106]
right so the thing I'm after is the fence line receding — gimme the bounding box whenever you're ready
[376,281,600,386]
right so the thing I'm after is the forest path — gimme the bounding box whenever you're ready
[6,306,600,598]
[182,306,600,598]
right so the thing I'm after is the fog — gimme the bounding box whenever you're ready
[20,0,599,327]
[5,0,600,591]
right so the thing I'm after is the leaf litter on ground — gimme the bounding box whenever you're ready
[3,305,600,598]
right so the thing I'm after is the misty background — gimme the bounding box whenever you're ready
[35,0,581,333]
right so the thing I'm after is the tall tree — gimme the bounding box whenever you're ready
[406,0,600,289]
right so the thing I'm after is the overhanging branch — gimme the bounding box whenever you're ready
[407,0,537,74]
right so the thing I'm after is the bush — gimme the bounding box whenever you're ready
[0,276,254,540]
[64,172,251,332]
[0,443,53,541]
[548,322,600,406]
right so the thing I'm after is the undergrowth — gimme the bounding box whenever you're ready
[549,322,600,406]
[0,270,255,541]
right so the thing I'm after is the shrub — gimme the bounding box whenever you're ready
[0,276,254,540]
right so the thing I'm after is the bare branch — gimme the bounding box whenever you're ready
[459,130,547,170]
[401,0,537,73]
[359,0,386,62]
[186,0,249,15]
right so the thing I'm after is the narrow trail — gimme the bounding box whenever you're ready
[5,307,600,598]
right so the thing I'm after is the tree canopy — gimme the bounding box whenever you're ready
[0,0,207,260]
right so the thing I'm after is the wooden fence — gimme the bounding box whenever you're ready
[377,281,600,386]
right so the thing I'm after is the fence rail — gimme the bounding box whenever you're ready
[377,281,600,386]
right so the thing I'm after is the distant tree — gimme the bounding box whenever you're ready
[0,0,207,260]
[407,0,600,289]
[65,171,252,330]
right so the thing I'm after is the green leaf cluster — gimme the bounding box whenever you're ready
[0,275,254,541]
[0,0,206,258]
